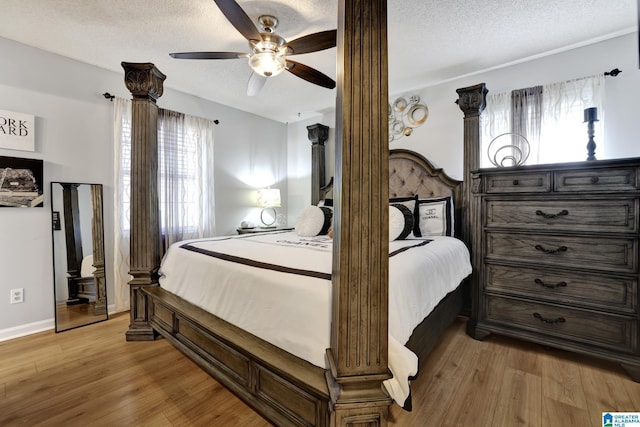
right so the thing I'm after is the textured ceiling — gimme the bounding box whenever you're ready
[0,0,636,123]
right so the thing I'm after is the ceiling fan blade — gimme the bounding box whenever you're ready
[286,60,336,89]
[284,30,337,55]
[170,51,249,60]
[247,72,267,96]
[212,0,262,41]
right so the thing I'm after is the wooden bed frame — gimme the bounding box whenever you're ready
[121,3,488,425]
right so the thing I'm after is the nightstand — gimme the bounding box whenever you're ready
[236,227,294,235]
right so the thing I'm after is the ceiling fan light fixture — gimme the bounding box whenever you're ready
[170,3,337,92]
[249,47,286,77]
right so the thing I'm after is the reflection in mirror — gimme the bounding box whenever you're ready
[51,182,107,332]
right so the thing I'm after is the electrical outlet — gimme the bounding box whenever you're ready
[10,288,24,304]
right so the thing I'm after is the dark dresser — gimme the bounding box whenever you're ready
[467,157,640,381]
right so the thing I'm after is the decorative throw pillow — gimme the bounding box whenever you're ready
[415,196,454,237]
[390,195,419,237]
[389,204,414,240]
[295,206,333,237]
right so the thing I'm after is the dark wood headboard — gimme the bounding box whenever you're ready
[308,142,463,240]
[389,149,463,239]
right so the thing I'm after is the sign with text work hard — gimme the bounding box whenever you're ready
[0,109,35,152]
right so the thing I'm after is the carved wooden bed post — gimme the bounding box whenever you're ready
[61,183,84,304]
[456,83,487,334]
[90,184,107,315]
[122,62,166,341]
[327,1,392,425]
[307,123,329,205]
[456,83,487,248]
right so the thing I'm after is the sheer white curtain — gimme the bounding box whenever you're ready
[480,92,511,168]
[481,75,604,167]
[539,75,604,163]
[113,97,132,312]
[113,99,216,312]
[158,109,216,252]
[511,86,543,164]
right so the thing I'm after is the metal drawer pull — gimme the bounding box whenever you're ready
[533,312,566,324]
[535,209,569,219]
[534,278,567,289]
[534,244,568,255]
[591,176,599,184]
[512,179,519,185]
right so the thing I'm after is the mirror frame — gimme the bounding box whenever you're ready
[50,182,108,332]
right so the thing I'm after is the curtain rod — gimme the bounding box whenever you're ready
[102,92,219,124]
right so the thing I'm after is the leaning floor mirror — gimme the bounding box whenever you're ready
[51,182,108,332]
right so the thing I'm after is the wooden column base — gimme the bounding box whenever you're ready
[126,281,159,341]
[325,349,392,426]
[125,326,158,342]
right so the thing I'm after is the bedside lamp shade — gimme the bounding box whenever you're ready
[256,188,280,227]
[256,188,281,208]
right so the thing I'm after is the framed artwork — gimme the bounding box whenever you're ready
[0,156,44,207]
[0,109,35,152]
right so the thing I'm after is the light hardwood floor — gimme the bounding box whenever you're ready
[1,312,638,426]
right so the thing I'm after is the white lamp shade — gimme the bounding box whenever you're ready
[256,188,281,208]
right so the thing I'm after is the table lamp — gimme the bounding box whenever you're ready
[256,188,281,228]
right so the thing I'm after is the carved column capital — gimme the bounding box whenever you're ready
[61,183,80,191]
[456,83,488,118]
[121,62,166,101]
[307,123,329,146]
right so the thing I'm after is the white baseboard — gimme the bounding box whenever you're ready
[0,304,119,342]
[0,318,55,342]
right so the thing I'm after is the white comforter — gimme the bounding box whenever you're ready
[159,231,471,405]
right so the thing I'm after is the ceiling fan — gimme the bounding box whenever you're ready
[169,0,337,96]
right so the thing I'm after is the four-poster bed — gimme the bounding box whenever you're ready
[121,3,488,425]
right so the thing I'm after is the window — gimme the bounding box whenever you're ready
[157,109,215,243]
[481,75,604,167]
[113,98,217,311]
[115,100,216,248]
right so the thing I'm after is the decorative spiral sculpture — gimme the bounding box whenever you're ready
[487,132,530,167]
[388,95,428,142]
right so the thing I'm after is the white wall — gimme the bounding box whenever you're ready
[159,89,288,233]
[0,37,286,337]
[390,32,640,179]
[285,32,640,227]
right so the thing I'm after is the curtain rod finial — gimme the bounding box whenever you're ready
[604,68,622,77]
[102,92,115,101]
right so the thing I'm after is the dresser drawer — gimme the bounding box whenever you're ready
[555,167,638,192]
[485,264,638,314]
[486,232,638,273]
[485,295,637,353]
[484,172,551,193]
[485,197,638,233]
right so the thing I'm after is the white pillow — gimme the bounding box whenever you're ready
[390,196,418,237]
[295,206,333,237]
[416,196,454,237]
[389,204,414,240]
